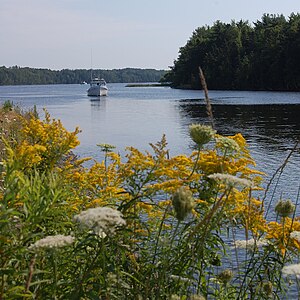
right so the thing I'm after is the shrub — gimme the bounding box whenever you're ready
[0,107,299,299]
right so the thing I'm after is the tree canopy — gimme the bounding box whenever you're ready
[0,67,166,86]
[162,13,300,91]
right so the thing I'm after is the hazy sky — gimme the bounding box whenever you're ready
[0,0,298,70]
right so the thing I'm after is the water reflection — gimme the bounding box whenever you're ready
[178,100,300,218]
[178,100,300,151]
[90,98,105,110]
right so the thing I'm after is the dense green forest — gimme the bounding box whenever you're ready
[0,67,166,86]
[162,13,300,91]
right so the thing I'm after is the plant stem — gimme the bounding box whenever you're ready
[187,146,201,180]
[152,204,169,265]
[25,255,36,293]
[51,251,58,299]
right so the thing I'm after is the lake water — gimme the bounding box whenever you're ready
[0,83,300,219]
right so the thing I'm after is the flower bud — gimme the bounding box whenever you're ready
[172,186,194,221]
[216,269,233,284]
[216,136,240,154]
[262,281,273,296]
[189,124,216,147]
[190,295,205,300]
[275,199,295,218]
[97,143,116,153]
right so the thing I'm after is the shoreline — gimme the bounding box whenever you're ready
[125,83,170,87]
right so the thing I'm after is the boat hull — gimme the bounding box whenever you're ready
[87,78,108,97]
[100,87,108,96]
[87,86,108,97]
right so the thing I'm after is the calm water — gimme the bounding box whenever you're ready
[1,83,300,218]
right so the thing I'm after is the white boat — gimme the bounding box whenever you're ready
[87,78,108,97]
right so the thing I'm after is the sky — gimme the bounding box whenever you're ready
[0,0,299,70]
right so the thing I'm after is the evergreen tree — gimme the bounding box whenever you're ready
[162,13,300,91]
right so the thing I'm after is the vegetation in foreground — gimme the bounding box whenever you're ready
[1,101,300,299]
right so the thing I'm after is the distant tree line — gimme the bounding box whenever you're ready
[0,67,166,86]
[162,13,300,91]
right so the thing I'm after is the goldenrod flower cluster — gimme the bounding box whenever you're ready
[30,124,264,238]
[0,110,285,249]
[17,110,80,169]
[1,107,300,299]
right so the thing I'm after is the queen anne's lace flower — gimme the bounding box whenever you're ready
[170,274,190,282]
[282,263,300,276]
[190,295,206,300]
[208,173,253,188]
[290,231,300,242]
[29,235,74,251]
[234,238,268,249]
[73,207,126,237]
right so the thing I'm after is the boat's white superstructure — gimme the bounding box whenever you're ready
[87,78,108,97]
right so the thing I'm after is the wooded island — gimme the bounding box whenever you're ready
[162,13,300,91]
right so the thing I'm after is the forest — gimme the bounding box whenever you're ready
[0,67,166,86]
[162,13,300,91]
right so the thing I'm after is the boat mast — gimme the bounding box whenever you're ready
[90,48,93,81]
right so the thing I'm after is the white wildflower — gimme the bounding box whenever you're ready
[290,231,300,242]
[190,295,206,300]
[170,274,190,282]
[208,173,253,188]
[29,235,74,251]
[73,207,126,237]
[107,272,118,284]
[282,264,300,276]
[234,238,268,249]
